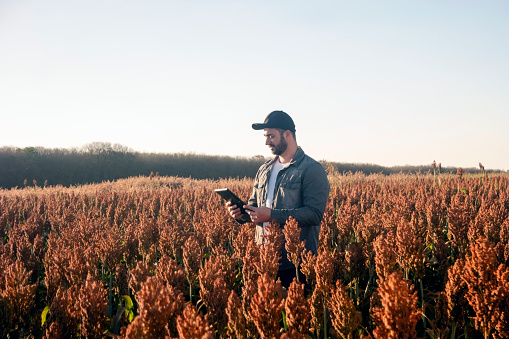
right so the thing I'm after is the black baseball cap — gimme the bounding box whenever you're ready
[252,110,296,132]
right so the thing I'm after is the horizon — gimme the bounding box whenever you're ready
[1,1,508,171]
[1,141,504,172]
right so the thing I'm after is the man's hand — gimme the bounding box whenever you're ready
[244,206,271,223]
[225,201,243,219]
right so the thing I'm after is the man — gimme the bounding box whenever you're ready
[227,110,330,288]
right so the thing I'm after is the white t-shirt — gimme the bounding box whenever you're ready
[263,158,290,232]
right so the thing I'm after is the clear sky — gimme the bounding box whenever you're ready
[1,0,508,170]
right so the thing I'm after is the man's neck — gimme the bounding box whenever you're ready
[278,144,298,164]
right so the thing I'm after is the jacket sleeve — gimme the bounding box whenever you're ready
[247,186,258,209]
[235,166,261,225]
[247,170,260,208]
[270,162,330,227]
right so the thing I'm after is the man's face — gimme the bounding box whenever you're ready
[264,128,288,155]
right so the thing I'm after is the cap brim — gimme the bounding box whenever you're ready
[252,123,267,130]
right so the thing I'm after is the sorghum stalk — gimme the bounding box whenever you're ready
[323,301,328,339]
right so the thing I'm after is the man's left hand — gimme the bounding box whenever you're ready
[244,205,271,223]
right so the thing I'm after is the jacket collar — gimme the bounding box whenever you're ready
[270,147,305,167]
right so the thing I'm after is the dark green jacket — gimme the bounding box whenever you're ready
[247,147,330,270]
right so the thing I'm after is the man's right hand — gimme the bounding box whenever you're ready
[226,201,243,220]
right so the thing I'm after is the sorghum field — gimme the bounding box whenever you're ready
[1,169,508,338]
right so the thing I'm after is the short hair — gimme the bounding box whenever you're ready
[276,128,296,141]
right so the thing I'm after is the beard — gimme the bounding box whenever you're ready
[270,136,288,155]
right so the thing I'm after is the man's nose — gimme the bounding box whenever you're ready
[265,138,270,145]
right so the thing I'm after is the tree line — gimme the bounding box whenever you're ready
[0,142,487,189]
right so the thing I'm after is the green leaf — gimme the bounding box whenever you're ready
[123,295,133,310]
[41,305,50,327]
[127,309,134,322]
[281,309,288,332]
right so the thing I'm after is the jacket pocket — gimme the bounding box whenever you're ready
[277,181,302,208]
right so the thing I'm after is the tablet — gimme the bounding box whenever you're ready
[215,188,251,222]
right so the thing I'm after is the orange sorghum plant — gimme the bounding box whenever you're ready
[462,237,509,339]
[1,172,509,337]
[374,235,397,282]
[345,241,367,284]
[155,254,187,294]
[137,216,159,266]
[283,216,307,280]
[199,275,230,336]
[285,278,311,334]
[241,237,261,286]
[122,223,143,269]
[280,328,308,338]
[95,225,125,274]
[3,216,45,281]
[493,264,509,339]
[371,271,422,339]
[44,274,108,338]
[425,194,445,237]
[444,258,469,335]
[45,285,81,338]
[335,199,361,252]
[300,248,317,287]
[1,260,37,332]
[77,274,109,338]
[42,321,63,339]
[396,217,424,279]
[226,290,248,339]
[475,191,508,245]
[176,303,215,339]
[182,235,202,302]
[43,236,98,302]
[128,260,152,297]
[309,285,325,337]
[241,278,261,338]
[249,273,285,339]
[426,292,450,339]
[210,245,238,289]
[328,279,361,339]
[123,276,185,338]
[115,262,130,300]
[233,222,256,261]
[499,217,509,265]
[311,249,335,339]
[315,249,335,295]
[159,216,189,262]
[447,193,473,260]
[255,220,283,280]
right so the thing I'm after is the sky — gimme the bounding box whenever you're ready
[1,0,508,171]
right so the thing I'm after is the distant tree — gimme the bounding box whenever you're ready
[0,144,492,189]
